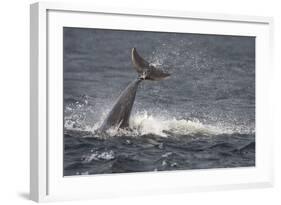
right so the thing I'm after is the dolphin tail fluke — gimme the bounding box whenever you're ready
[131,48,170,81]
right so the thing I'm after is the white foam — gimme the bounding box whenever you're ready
[127,111,232,137]
[162,152,173,158]
[83,150,115,162]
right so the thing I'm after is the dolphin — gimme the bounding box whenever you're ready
[99,48,170,132]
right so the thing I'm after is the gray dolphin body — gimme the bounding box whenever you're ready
[99,48,170,132]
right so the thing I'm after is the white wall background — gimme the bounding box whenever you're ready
[0,0,280,204]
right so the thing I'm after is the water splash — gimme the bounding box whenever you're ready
[128,111,233,137]
[87,111,241,138]
[64,97,254,138]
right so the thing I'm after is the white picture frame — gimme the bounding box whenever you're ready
[30,1,274,202]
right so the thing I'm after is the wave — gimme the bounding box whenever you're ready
[127,111,233,137]
[82,150,115,163]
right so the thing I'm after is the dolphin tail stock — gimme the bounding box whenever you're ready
[131,48,170,81]
[98,78,141,132]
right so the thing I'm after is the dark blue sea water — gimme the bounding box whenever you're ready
[63,27,255,176]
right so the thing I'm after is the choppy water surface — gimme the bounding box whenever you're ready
[63,28,255,176]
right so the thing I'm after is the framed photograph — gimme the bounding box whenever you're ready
[30,2,274,202]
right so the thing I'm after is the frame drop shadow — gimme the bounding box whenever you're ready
[18,192,29,200]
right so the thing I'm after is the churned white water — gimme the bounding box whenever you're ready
[129,111,232,137]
